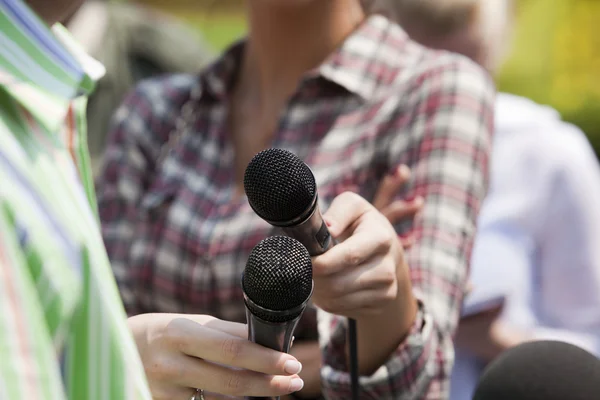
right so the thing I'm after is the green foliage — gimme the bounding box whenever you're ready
[497,0,600,157]
[171,10,247,51]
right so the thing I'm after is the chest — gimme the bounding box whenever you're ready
[127,99,415,317]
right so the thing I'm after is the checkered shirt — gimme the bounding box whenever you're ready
[97,14,495,400]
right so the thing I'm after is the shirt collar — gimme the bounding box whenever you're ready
[201,14,407,102]
[316,14,407,101]
[0,0,105,131]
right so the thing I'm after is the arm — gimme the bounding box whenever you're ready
[500,127,600,356]
[456,230,532,361]
[318,56,495,399]
[0,204,66,399]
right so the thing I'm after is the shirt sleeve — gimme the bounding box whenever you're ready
[499,125,600,357]
[318,56,495,399]
[0,204,67,399]
[96,84,162,316]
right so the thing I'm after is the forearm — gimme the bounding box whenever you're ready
[353,264,418,376]
[319,303,454,400]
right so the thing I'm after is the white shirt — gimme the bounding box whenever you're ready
[450,93,600,400]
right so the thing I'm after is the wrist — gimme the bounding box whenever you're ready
[353,263,418,375]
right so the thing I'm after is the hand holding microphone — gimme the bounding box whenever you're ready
[127,313,304,400]
[312,191,418,375]
[244,149,418,380]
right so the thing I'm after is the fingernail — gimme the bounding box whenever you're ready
[289,378,304,392]
[397,165,410,177]
[284,360,303,375]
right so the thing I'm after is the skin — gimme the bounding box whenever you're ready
[25,0,84,25]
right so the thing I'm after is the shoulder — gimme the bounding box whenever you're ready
[492,94,599,193]
[370,20,495,106]
[363,21,495,138]
[109,74,197,148]
[495,93,595,167]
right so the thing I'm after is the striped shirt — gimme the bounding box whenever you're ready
[98,14,495,399]
[0,1,151,398]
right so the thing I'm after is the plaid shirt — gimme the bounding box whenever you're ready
[0,0,151,399]
[98,15,494,399]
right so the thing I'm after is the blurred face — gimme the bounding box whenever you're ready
[25,0,84,25]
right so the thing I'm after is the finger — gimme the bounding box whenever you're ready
[399,234,415,249]
[315,255,390,296]
[322,192,373,238]
[318,287,397,316]
[372,165,411,210]
[381,197,424,225]
[167,355,304,398]
[155,314,249,340]
[312,215,390,276]
[169,318,302,376]
[203,392,240,400]
[147,386,199,400]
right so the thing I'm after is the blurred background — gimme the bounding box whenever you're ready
[140,0,600,157]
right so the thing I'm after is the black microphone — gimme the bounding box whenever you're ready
[242,235,313,400]
[244,148,360,400]
[473,340,600,400]
[243,148,333,255]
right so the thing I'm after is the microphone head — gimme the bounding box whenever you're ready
[473,340,600,400]
[242,236,313,323]
[244,148,317,225]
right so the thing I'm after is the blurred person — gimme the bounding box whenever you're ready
[378,0,600,398]
[97,0,494,398]
[0,0,306,399]
[63,0,214,176]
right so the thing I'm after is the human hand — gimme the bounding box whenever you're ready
[312,192,412,320]
[371,165,424,249]
[455,302,526,363]
[128,313,304,400]
[312,192,418,374]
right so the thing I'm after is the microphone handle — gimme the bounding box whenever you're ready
[281,206,333,256]
[246,309,304,400]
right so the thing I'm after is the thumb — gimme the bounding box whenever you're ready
[322,192,373,238]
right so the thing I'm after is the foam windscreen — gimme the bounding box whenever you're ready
[473,340,600,400]
[244,148,316,223]
[242,236,313,323]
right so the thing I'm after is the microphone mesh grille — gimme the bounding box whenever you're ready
[474,340,600,400]
[244,148,316,223]
[243,236,313,322]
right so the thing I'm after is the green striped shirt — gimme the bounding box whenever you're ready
[0,1,152,398]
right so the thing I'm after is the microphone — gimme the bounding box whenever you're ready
[242,235,313,400]
[244,148,360,400]
[243,148,332,255]
[473,340,600,400]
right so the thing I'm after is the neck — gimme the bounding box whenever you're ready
[239,0,366,107]
[26,0,84,26]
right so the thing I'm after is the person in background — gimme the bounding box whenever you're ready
[64,0,214,175]
[97,0,494,398]
[378,0,600,398]
[0,0,306,399]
